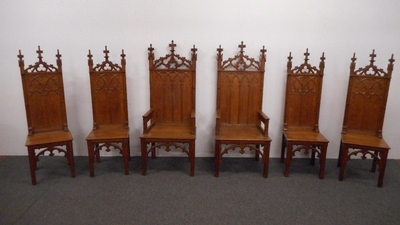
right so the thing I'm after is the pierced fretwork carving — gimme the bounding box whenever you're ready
[18,46,61,73]
[217,41,266,71]
[351,50,395,77]
[149,40,197,70]
[146,142,190,156]
[88,46,125,72]
[287,49,325,75]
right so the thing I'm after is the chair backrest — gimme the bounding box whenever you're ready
[283,49,325,132]
[216,42,266,126]
[18,46,69,135]
[148,41,197,125]
[87,47,128,129]
[342,50,394,137]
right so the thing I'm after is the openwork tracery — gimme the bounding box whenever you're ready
[149,40,197,70]
[217,41,266,71]
[287,49,325,75]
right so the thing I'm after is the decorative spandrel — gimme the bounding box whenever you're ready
[149,40,197,70]
[88,46,125,72]
[287,49,325,75]
[351,50,395,77]
[18,46,60,73]
[217,41,266,71]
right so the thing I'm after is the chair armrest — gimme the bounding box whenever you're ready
[258,110,270,136]
[142,108,154,134]
[191,109,196,135]
[215,109,221,134]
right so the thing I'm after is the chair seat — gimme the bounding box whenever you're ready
[26,130,73,146]
[341,133,390,149]
[141,124,195,140]
[86,124,129,141]
[284,130,328,143]
[216,124,271,142]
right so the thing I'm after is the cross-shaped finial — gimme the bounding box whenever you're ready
[87,49,93,60]
[169,40,176,53]
[191,45,197,53]
[56,49,62,60]
[369,49,376,65]
[121,49,126,60]
[260,46,266,55]
[217,45,223,55]
[304,48,310,64]
[148,44,154,53]
[103,46,110,61]
[18,50,24,62]
[320,52,325,62]
[287,52,293,62]
[37,46,43,62]
[351,53,357,63]
[238,41,246,54]
[388,54,395,65]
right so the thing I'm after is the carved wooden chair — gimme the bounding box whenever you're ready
[214,42,271,177]
[140,41,197,176]
[86,47,130,177]
[18,46,75,185]
[338,50,395,187]
[280,49,329,179]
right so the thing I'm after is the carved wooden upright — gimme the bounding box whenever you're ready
[338,50,394,187]
[86,46,130,176]
[281,49,329,179]
[140,41,197,176]
[18,46,75,185]
[214,42,271,177]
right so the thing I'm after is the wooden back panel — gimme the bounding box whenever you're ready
[283,50,325,131]
[148,41,197,125]
[18,47,68,135]
[88,47,128,128]
[216,42,266,125]
[342,51,394,137]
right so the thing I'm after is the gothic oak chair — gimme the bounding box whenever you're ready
[338,50,395,187]
[214,42,271,177]
[86,47,130,177]
[140,41,197,176]
[18,46,75,185]
[280,49,329,179]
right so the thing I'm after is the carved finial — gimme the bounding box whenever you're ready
[319,52,325,72]
[88,49,93,60]
[18,50,25,70]
[217,45,223,56]
[121,49,126,60]
[148,44,154,53]
[387,54,395,78]
[350,53,357,72]
[304,48,310,64]
[103,46,109,61]
[37,46,43,62]
[191,45,197,55]
[169,40,176,53]
[287,52,293,70]
[260,46,266,58]
[238,41,246,54]
[369,49,376,65]
[56,49,62,68]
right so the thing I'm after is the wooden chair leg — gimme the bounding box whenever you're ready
[310,147,316,165]
[189,141,195,176]
[338,145,349,181]
[262,143,270,178]
[255,144,260,161]
[87,141,95,177]
[141,139,148,176]
[280,134,286,163]
[377,151,388,187]
[284,142,293,177]
[318,144,327,179]
[151,142,156,159]
[28,147,37,185]
[371,151,378,173]
[123,139,129,175]
[214,141,220,177]
[67,141,76,178]
[337,141,343,167]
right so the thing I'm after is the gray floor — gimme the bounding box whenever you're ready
[1,156,400,225]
